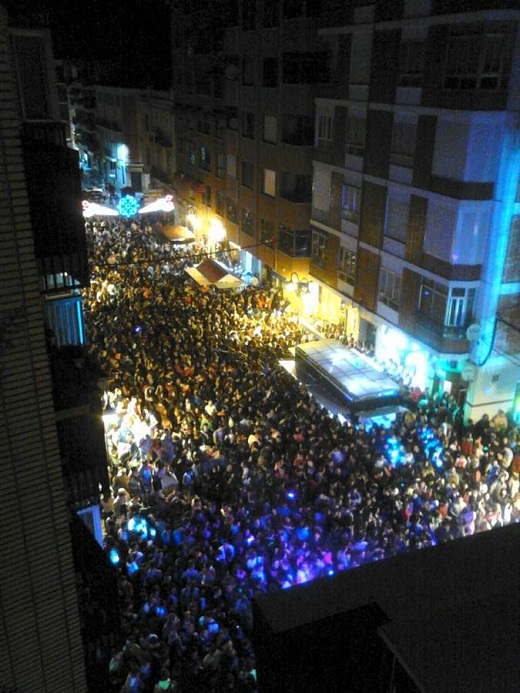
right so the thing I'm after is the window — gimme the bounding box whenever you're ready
[279,226,310,257]
[311,229,327,267]
[242,0,255,30]
[419,279,447,323]
[379,268,401,310]
[339,248,356,285]
[186,141,196,167]
[281,114,314,145]
[280,173,312,202]
[317,113,333,147]
[216,152,226,179]
[390,121,416,168]
[446,287,475,327]
[241,160,255,188]
[226,197,237,224]
[263,168,276,197]
[199,145,211,172]
[242,112,255,139]
[341,184,361,222]
[263,0,279,27]
[263,115,277,144]
[345,116,366,157]
[216,190,226,216]
[282,51,330,84]
[202,185,211,208]
[227,154,237,178]
[242,57,254,86]
[398,42,425,88]
[260,218,274,245]
[263,57,278,87]
[241,208,255,236]
[385,193,409,242]
[444,28,507,91]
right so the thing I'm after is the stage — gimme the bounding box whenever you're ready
[294,339,402,414]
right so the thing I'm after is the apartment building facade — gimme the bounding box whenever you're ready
[170,0,333,292]
[312,0,520,420]
[1,3,118,690]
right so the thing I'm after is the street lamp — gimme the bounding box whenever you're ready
[209,218,226,256]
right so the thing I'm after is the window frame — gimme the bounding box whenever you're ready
[338,247,357,285]
[262,168,276,197]
[379,268,401,311]
[311,228,327,268]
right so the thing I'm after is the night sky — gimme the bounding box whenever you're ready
[46,0,172,88]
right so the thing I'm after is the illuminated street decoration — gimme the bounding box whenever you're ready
[138,194,175,214]
[82,200,119,218]
[117,194,140,218]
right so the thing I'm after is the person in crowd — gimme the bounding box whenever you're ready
[83,215,519,693]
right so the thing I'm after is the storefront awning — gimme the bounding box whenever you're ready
[157,223,195,243]
[185,258,243,289]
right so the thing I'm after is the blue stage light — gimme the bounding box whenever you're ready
[109,548,120,565]
[286,491,296,501]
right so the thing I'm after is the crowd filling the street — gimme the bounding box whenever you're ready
[82,216,520,693]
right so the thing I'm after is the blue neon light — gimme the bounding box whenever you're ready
[117,194,140,218]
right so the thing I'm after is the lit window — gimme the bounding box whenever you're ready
[263,168,276,197]
[317,113,333,147]
[446,287,475,327]
[311,229,327,267]
[338,248,356,285]
[341,184,361,222]
[241,208,255,236]
[379,268,401,310]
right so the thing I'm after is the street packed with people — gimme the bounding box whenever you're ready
[82,216,520,693]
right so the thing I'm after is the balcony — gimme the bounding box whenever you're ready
[413,313,470,354]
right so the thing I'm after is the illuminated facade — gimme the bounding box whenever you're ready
[311,0,520,421]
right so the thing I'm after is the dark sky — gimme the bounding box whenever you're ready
[46,0,172,88]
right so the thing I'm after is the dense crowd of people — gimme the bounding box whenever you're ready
[82,215,520,693]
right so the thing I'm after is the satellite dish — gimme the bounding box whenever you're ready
[466,323,480,341]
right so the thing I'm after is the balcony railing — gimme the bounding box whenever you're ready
[414,312,470,353]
